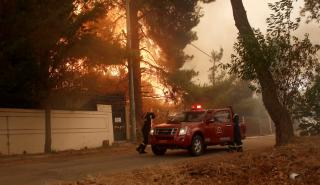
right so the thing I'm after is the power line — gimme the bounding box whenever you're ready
[189,43,212,58]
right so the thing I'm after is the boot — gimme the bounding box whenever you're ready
[136,143,147,154]
[228,144,236,152]
[136,144,142,153]
[236,145,243,152]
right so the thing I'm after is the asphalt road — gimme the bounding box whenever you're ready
[0,135,274,185]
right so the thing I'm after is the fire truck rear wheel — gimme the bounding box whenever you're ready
[151,145,167,155]
[189,135,204,156]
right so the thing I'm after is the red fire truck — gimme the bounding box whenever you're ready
[149,105,246,156]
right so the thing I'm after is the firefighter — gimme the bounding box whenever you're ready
[232,114,243,152]
[136,112,156,154]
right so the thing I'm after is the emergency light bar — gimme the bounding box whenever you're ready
[191,104,202,110]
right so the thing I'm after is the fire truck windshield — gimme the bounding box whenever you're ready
[168,111,206,123]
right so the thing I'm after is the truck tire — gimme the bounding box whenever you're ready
[189,135,204,156]
[151,145,167,156]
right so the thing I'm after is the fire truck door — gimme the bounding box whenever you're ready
[213,122,224,143]
[205,112,223,143]
[203,111,214,144]
[213,110,233,143]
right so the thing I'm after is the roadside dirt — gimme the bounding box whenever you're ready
[0,142,137,166]
[60,137,320,185]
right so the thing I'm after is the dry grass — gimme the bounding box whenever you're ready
[61,137,320,185]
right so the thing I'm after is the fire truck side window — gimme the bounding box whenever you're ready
[205,111,215,122]
[214,110,231,123]
[186,112,205,122]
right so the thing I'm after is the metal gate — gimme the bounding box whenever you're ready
[112,106,127,141]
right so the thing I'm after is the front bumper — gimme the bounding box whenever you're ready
[149,134,191,149]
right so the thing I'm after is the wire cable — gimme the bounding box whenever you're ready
[189,43,212,58]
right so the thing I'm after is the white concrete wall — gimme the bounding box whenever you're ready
[0,107,113,155]
[0,109,45,155]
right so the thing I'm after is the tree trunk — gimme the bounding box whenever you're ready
[129,2,143,133]
[39,50,52,153]
[230,0,294,146]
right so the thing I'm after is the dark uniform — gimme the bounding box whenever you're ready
[136,112,155,154]
[230,114,243,152]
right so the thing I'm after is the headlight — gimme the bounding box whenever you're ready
[150,128,155,135]
[179,127,188,136]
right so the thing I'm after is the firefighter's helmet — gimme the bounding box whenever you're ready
[233,114,239,123]
[144,112,156,121]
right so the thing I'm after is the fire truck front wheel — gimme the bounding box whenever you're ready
[151,145,167,156]
[189,135,204,156]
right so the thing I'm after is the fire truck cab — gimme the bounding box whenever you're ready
[149,106,246,156]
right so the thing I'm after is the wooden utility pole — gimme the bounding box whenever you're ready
[126,0,137,142]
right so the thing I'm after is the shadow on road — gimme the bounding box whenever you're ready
[145,146,229,159]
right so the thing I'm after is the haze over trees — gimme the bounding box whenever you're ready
[209,48,223,86]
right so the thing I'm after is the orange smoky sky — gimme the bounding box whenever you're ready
[184,0,320,84]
